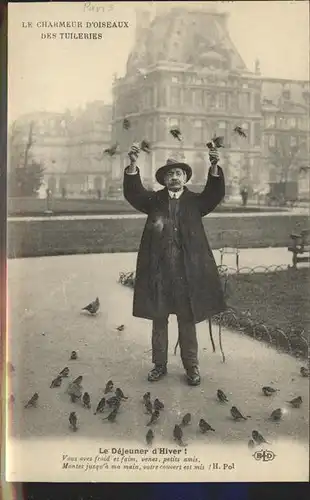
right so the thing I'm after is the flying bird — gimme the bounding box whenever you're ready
[59,367,70,378]
[230,406,247,421]
[199,418,215,433]
[123,118,131,130]
[181,413,191,427]
[104,380,114,394]
[300,366,309,377]
[146,429,154,446]
[50,376,62,388]
[24,393,39,408]
[252,430,269,445]
[217,389,229,403]
[94,397,106,415]
[140,139,151,154]
[286,396,302,408]
[117,324,125,331]
[173,424,186,447]
[269,408,283,421]
[233,126,247,138]
[82,392,91,409]
[70,351,78,360]
[154,398,164,411]
[147,409,160,426]
[115,388,128,400]
[103,143,119,157]
[69,412,78,431]
[170,128,183,142]
[262,386,279,397]
[82,297,100,315]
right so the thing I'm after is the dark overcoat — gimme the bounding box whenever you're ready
[123,166,227,324]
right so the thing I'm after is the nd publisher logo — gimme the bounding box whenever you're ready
[253,450,276,462]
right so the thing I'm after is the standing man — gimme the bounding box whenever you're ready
[123,145,226,386]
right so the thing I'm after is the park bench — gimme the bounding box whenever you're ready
[288,229,310,268]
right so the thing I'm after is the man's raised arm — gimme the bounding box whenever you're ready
[196,149,225,216]
[123,143,155,215]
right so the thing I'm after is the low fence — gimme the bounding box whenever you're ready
[7,213,309,258]
[118,265,309,361]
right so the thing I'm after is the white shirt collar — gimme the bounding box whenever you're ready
[168,189,184,199]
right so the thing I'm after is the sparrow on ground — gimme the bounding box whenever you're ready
[199,418,215,433]
[24,393,39,408]
[106,395,121,409]
[82,297,100,315]
[252,430,269,445]
[144,400,153,415]
[69,412,78,431]
[67,382,82,403]
[115,388,128,400]
[300,366,309,377]
[50,376,62,388]
[104,380,114,394]
[181,413,191,426]
[72,376,83,385]
[173,424,186,446]
[146,429,154,446]
[142,392,151,404]
[82,392,91,409]
[286,396,302,408]
[94,397,106,415]
[230,406,247,421]
[269,408,283,421]
[217,389,229,402]
[262,386,279,396]
[59,367,69,378]
[154,398,164,411]
[147,410,160,426]
[103,408,118,422]
[70,351,78,360]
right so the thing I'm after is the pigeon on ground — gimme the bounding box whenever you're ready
[70,351,77,360]
[50,376,62,388]
[24,393,39,408]
[286,396,302,408]
[94,397,106,415]
[69,412,78,431]
[104,380,114,394]
[181,413,191,426]
[173,424,186,446]
[199,418,215,433]
[230,406,247,421]
[147,410,160,426]
[252,430,269,445]
[146,429,154,446]
[217,389,229,402]
[269,408,283,421]
[262,386,279,396]
[82,297,100,315]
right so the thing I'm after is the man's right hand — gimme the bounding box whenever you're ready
[127,143,140,170]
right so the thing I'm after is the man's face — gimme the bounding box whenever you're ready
[164,168,187,191]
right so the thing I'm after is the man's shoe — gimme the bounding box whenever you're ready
[147,365,167,382]
[186,366,201,386]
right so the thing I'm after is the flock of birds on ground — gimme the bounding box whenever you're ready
[8,294,309,450]
[97,117,248,159]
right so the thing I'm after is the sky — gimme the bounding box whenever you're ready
[8,1,310,121]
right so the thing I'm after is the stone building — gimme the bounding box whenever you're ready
[111,5,309,199]
[10,102,112,198]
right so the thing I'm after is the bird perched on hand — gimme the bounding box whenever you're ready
[170,128,183,142]
[82,297,100,315]
[59,367,70,378]
[252,430,269,445]
[217,389,229,403]
[82,392,91,409]
[230,406,247,421]
[50,375,62,388]
[286,396,302,408]
[147,409,160,426]
[300,366,309,378]
[181,413,191,427]
[199,418,215,433]
[115,388,128,400]
[24,393,39,408]
[248,439,255,449]
[69,412,78,431]
[144,400,153,415]
[104,380,114,394]
[123,118,131,130]
[146,428,154,446]
[103,143,119,157]
[154,398,164,411]
[173,424,186,446]
[206,135,225,149]
[103,407,118,423]
[142,392,151,404]
[140,139,151,154]
[269,408,283,421]
[233,126,247,138]
[262,386,279,396]
[116,324,125,331]
[94,397,106,415]
[70,351,78,360]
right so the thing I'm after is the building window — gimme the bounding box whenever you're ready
[265,115,275,128]
[218,93,226,109]
[269,134,275,147]
[288,117,296,128]
[170,87,181,107]
[169,117,180,128]
[158,85,166,107]
[193,119,203,143]
[290,136,297,147]
[194,89,203,107]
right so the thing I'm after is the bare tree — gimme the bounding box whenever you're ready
[268,135,306,183]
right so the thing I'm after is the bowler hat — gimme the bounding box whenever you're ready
[155,158,192,186]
